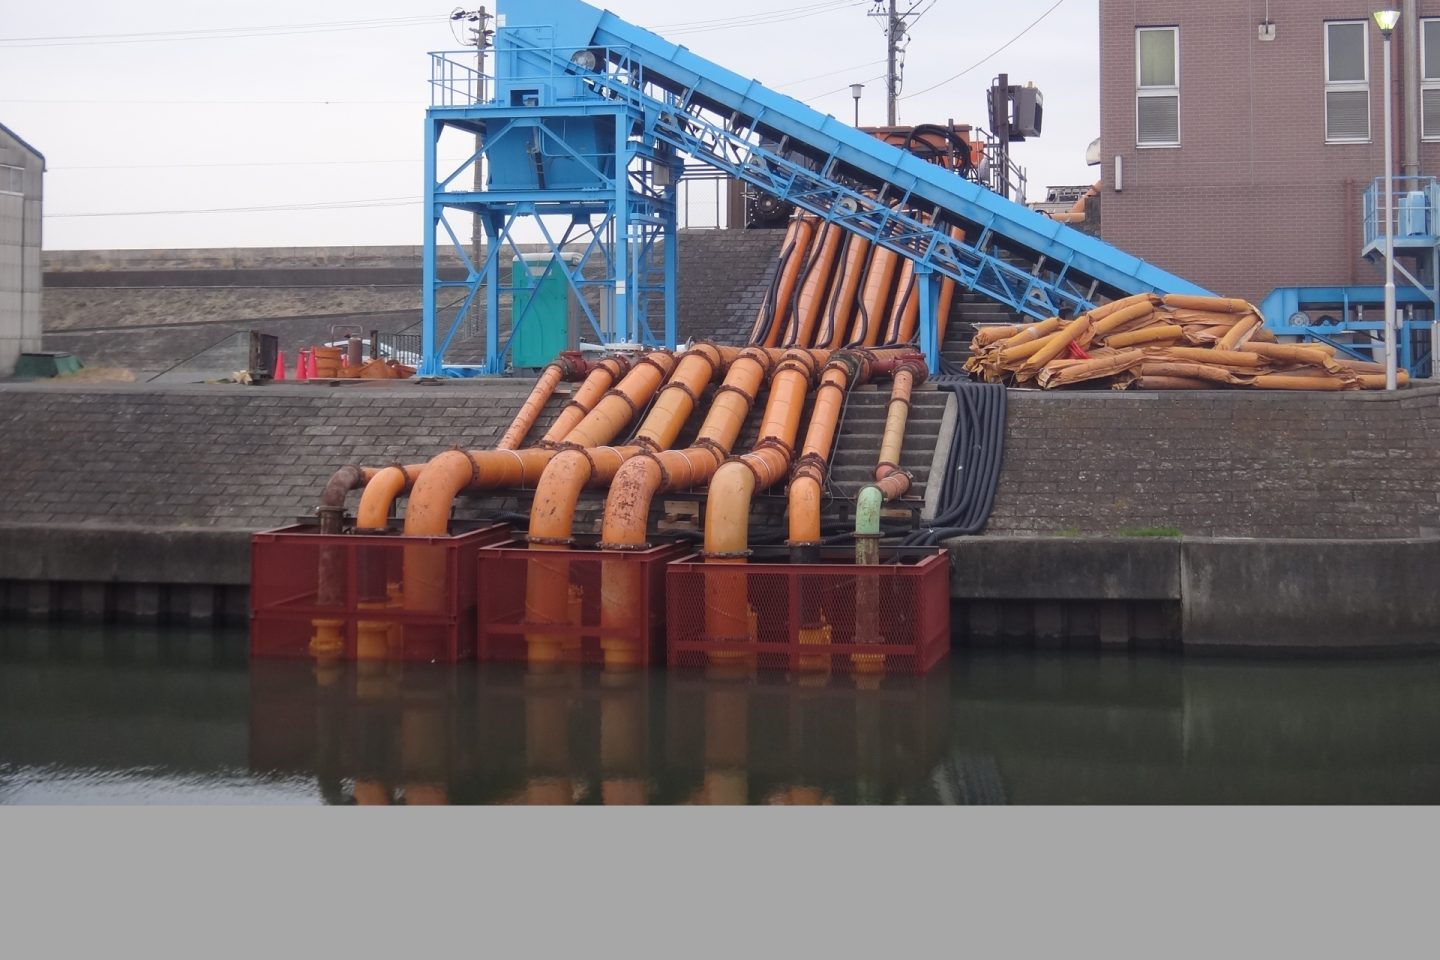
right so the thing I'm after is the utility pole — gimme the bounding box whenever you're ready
[869,1,923,126]
[452,7,494,270]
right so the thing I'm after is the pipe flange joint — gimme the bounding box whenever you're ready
[753,436,794,461]
[737,346,777,376]
[661,379,700,406]
[853,531,884,541]
[712,382,756,406]
[526,534,575,547]
[691,437,729,462]
[699,549,752,560]
[596,540,652,552]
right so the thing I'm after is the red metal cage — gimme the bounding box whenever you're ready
[665,546,951,675]
[250,521,509,662]
[477,537,692,668]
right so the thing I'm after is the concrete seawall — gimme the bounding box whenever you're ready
[2,379,1439,652]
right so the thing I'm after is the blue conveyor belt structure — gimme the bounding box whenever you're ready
[422,0,1212,374]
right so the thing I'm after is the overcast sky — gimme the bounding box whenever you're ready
[0,0,1099,250]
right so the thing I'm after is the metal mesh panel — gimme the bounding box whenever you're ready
[666,547,950,676]
[249,523,509,662]
[478,539,691,667]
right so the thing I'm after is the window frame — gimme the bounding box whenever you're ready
[1135,25,1180,148]
[0,164,25,196]
[1324,19,1371,144]
[1421,17,1440,140]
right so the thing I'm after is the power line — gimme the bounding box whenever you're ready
[0,15,443,48]
[656,1,854,30]
[47,196,421,219]
[804,73,888,103]
[901,0,1068,99]
[773,59,887,89]
[666,1,866,37]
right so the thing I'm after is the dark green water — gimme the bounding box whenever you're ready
[2,623,1438,804]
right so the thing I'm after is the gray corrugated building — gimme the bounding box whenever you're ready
[1,122,44,377]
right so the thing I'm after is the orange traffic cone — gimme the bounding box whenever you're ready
[273,349,286,381]
[306,349,319,380]
[294,348,309,381]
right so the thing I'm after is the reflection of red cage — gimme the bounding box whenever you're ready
[250,522,509,662]
[478,538,691,667]
[666,547,951,675]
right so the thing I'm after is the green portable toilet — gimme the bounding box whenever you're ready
[511,252,578,368]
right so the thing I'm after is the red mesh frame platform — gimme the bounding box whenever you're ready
[250,522,509,662]
[478,537,691,668]
[665,546,951,676]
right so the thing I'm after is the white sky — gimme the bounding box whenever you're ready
[0,0,1099,250]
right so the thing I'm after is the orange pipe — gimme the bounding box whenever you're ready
[539,355,628,446]
[786,352,866,548]
[748,216,803,345]
[398,352,674,613]
[786,222,845,348]
[497,356,569,450]
[818,233,872,350]
[703,349,828,657]
[849,245,900,347]
[755,216,817,348]
[355,463,426,532]
[884,258,918,345]
[524,346,725,665]
[596,347,781,669]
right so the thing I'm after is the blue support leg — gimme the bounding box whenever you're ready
[917,264,940,372]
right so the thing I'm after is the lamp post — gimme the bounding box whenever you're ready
[851,83,864,127]
[1376,8,1401,390]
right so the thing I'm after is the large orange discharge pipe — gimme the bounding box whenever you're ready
[397,351,676,613]
[758,216,816,347]
[596,345,782,669]
[351,355,627,532]
[524,344,729,665]
[784,222,844,348]
[816,233,872,350]
[848,245,899,347]
[703,348,829,662]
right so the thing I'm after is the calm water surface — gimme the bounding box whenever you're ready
[2,623,1438,804]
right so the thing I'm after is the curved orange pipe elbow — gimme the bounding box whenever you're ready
[356,463,425,531]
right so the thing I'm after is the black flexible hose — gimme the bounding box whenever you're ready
[782,222,831,346]
[902,379,1006,545]
[748,233,798,345]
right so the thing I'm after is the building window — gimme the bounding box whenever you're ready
[0,164,24,196]
[1422,18,1440,139]
[1136,26,1179,147]
[1325,20,1370,142]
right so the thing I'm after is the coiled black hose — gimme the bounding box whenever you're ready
[902,379,1006,545]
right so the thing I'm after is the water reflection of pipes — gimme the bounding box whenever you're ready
[599,671,647,804]
[524,669,578,804]
[597,346,780,670]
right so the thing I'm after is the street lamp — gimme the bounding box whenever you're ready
[851,83,865,127]
[1375,8,1401,390]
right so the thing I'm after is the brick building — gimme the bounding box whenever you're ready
[1097,1,1440,305]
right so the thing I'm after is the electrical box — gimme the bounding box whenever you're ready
[511,253,580,368]
[1012,84,1043,138]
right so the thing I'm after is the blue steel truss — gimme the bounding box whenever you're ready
[422,0,1213,375]
[1261,177,1440,379]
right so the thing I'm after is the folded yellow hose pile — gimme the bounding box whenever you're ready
[964,293,1409,390]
